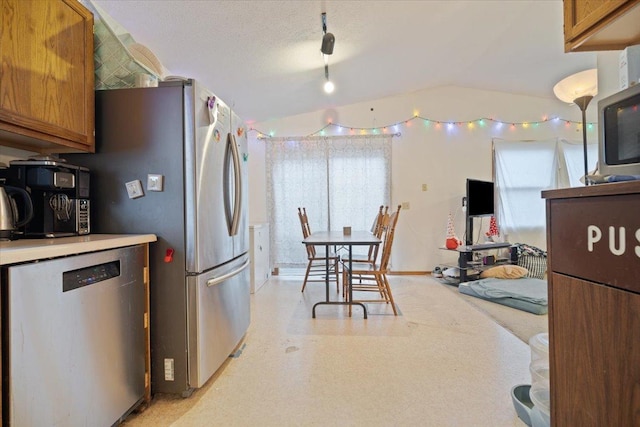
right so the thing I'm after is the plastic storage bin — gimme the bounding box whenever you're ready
[528,332,550,427]
[529,360,550,413]
[529,333,549,363]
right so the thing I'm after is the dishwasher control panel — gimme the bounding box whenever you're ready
[63,260,121,292]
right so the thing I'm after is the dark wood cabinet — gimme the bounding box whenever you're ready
[0,0,95,153]
[563,0,640,52]
[543,181,640,426]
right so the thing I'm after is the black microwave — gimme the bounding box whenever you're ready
[597,83,640,177]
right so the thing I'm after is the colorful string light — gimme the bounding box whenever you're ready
[251,114,597,139]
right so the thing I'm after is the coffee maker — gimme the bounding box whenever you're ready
[1,158,90,238]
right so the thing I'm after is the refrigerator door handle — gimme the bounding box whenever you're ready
[224,132,242,236]
[206,259,250,287]
[229,132,242,236]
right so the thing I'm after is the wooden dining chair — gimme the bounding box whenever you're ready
[298,207,340,293]
[342,204,401,315]
[341,204,389,295]
[351,205,388,266]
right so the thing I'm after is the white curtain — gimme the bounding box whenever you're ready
[493,137,597,248]
[265,135,392,268]
[494,139,558,246]
[559,138,598,187]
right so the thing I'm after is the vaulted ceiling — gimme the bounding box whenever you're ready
[93,0,597,124]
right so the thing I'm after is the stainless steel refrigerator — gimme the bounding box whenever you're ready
[64,79,250,396]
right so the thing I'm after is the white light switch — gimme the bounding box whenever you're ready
[147,174,164,191]
[125,180,144,199]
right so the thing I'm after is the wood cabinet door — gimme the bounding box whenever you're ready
[0,0,94,153]
[549,273,640,426]
[564,0,628,40]
[564,0,640,51]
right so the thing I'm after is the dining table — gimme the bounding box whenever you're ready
[302,230,382,319]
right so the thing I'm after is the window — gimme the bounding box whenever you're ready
[493,138,597,248]
[266,135,392,268]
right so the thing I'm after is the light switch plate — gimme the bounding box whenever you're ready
[147,174,164,191]
[125,180,144,199]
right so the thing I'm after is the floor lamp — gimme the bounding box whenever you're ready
[553,69,598,186]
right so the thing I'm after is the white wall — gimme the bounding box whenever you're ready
[597,50,623,99]
[248,85,593,272]
[0,146,38,166]
[3,54,622,273]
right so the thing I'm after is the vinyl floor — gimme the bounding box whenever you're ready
[122,274,532,427]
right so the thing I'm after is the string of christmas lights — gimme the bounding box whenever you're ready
[251,113,596,139]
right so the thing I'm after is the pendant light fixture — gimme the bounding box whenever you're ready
[321,12,335,94]
[321,13,335,55]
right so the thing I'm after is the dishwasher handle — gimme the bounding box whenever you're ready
[206,259,250,287]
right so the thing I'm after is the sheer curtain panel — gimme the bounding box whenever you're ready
[493,137,598,249]
[559,138,598,187]
[265,135,392,269]
[493,139,558,248]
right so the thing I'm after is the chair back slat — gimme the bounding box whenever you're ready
[379,205,401,270]
[367,205,389,263]
[298,207,316,258]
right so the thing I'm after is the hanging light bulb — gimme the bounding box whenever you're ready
[324,79,335,93]
[323,63,334,93]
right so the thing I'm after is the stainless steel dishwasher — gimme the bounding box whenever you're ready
[2,245,146,426]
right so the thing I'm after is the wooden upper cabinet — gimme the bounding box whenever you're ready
[564,0,640,52]
[0,0,95,153]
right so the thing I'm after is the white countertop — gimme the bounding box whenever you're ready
[0,234,157,265]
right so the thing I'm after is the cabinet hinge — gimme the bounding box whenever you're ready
[144,266,149,284]
[144,312,148,329]
[145,372,149,388]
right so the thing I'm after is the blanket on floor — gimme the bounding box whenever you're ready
[466,277,547,305]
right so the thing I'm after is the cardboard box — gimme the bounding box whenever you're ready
[620,44,640,90]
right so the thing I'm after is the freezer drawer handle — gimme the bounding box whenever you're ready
[206,259,250,287]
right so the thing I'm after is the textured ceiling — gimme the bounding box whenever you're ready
[92,0,597,124]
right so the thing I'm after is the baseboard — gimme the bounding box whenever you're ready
[271,268,429,276]
[388,271,428,275]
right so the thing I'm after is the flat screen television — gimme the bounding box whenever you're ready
[465,179,495,245]
[597,83,640,177]
[466,179,494,217]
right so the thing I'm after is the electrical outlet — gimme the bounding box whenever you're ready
[125,180,144,199]
[402,201,410,210]
[147,174,164,191]
[422,183,428,191]
[164,358,174,381]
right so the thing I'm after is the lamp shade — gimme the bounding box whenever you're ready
[553,69,598,103]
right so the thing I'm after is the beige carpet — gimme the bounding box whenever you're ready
[437,279,548,344]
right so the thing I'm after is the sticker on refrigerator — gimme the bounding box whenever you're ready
[207,96,217,125]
